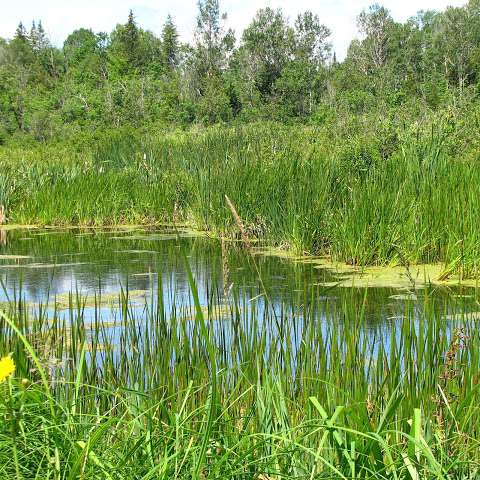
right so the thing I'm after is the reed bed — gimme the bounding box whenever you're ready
[1,122,480,276]
[0,264,479,479]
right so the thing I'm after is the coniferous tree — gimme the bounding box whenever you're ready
[108,10,142,75]
[124,10,139,64]
[15,22,28,41]
[30,20,49,53]
[10,22,33,66]
[161,15,179,70]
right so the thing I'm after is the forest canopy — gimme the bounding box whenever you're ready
[1,0,480,142]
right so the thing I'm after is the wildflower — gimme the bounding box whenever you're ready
[0,356,15,383]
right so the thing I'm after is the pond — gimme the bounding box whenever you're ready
[0,226,475,318]
[0,226,477,391]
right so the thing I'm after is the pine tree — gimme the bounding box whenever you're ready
[29,20,37,48]
[108,10,142,74]
[14,22,28,41]
[124,10,139,64]
[121,10,141,69]
[10,21,34,68]
[161,15,179,69]
[124,10,139,53]
[29,20,49,52]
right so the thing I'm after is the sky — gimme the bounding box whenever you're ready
[1,0,468,60]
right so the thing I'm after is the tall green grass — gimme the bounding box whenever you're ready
[0,270,479,478]
[2,122,480,275]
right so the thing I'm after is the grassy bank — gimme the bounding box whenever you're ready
[1,119,480,275]
[0,264,479,478]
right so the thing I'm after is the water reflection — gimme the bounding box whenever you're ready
[0,227,477,332]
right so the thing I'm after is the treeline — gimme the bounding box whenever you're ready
[0,0,480,142]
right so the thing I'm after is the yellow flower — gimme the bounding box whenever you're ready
[0,356,15,383]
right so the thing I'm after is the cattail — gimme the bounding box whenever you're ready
[221,237,231,297]
[173,201,180,223]
[225,195,250,249]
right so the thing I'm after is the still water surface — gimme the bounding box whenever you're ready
[0,227,476,330]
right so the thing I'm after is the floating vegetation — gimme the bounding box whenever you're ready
[50,289,149,309]
[389,292,418,301]
[115,249,158,254]
[255,246,480,288]
[111,232,200,241]
[3,124,480,278]
[0,262,479,478]
[0,227,478,478]
[0,224,38,231]
[0,261,90,269]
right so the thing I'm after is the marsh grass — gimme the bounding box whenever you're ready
[1,119,480,475]
[0,263,479,478]
[1,122,480,276]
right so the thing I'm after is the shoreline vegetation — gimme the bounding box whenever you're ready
[2,0,480,477]
[2,120,480,278]
[1,223,480,288]
[1,0,480,277]
[1,260,480,478]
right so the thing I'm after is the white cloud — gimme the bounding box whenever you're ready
[1,0,467,59]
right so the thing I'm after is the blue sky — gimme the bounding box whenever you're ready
[1,0,467,59]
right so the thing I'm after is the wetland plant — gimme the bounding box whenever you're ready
[0,266,479,478]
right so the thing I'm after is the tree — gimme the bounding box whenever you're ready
[432,6,478,89]
[30,20,49,53]
[188,0,235,121]
[108,10,142,75]
[193,0,234,79]
[161,15,179,70]
[356,4,394,71]
[294,11,331,65]
[124,10,140,60]
[64,29,103,68]
[15,22,28,42]
[1,0,480,138]
[275,11,331,117]
[9,22,34,67]
[237,8,293,101]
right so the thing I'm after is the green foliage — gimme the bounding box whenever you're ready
[238,7,294,101]
[161,15,179,70]
[1,2,480,133]
[1,2,480,272]
[2,117,480,275]
[0,262,480,478]
[196,75,233,123]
